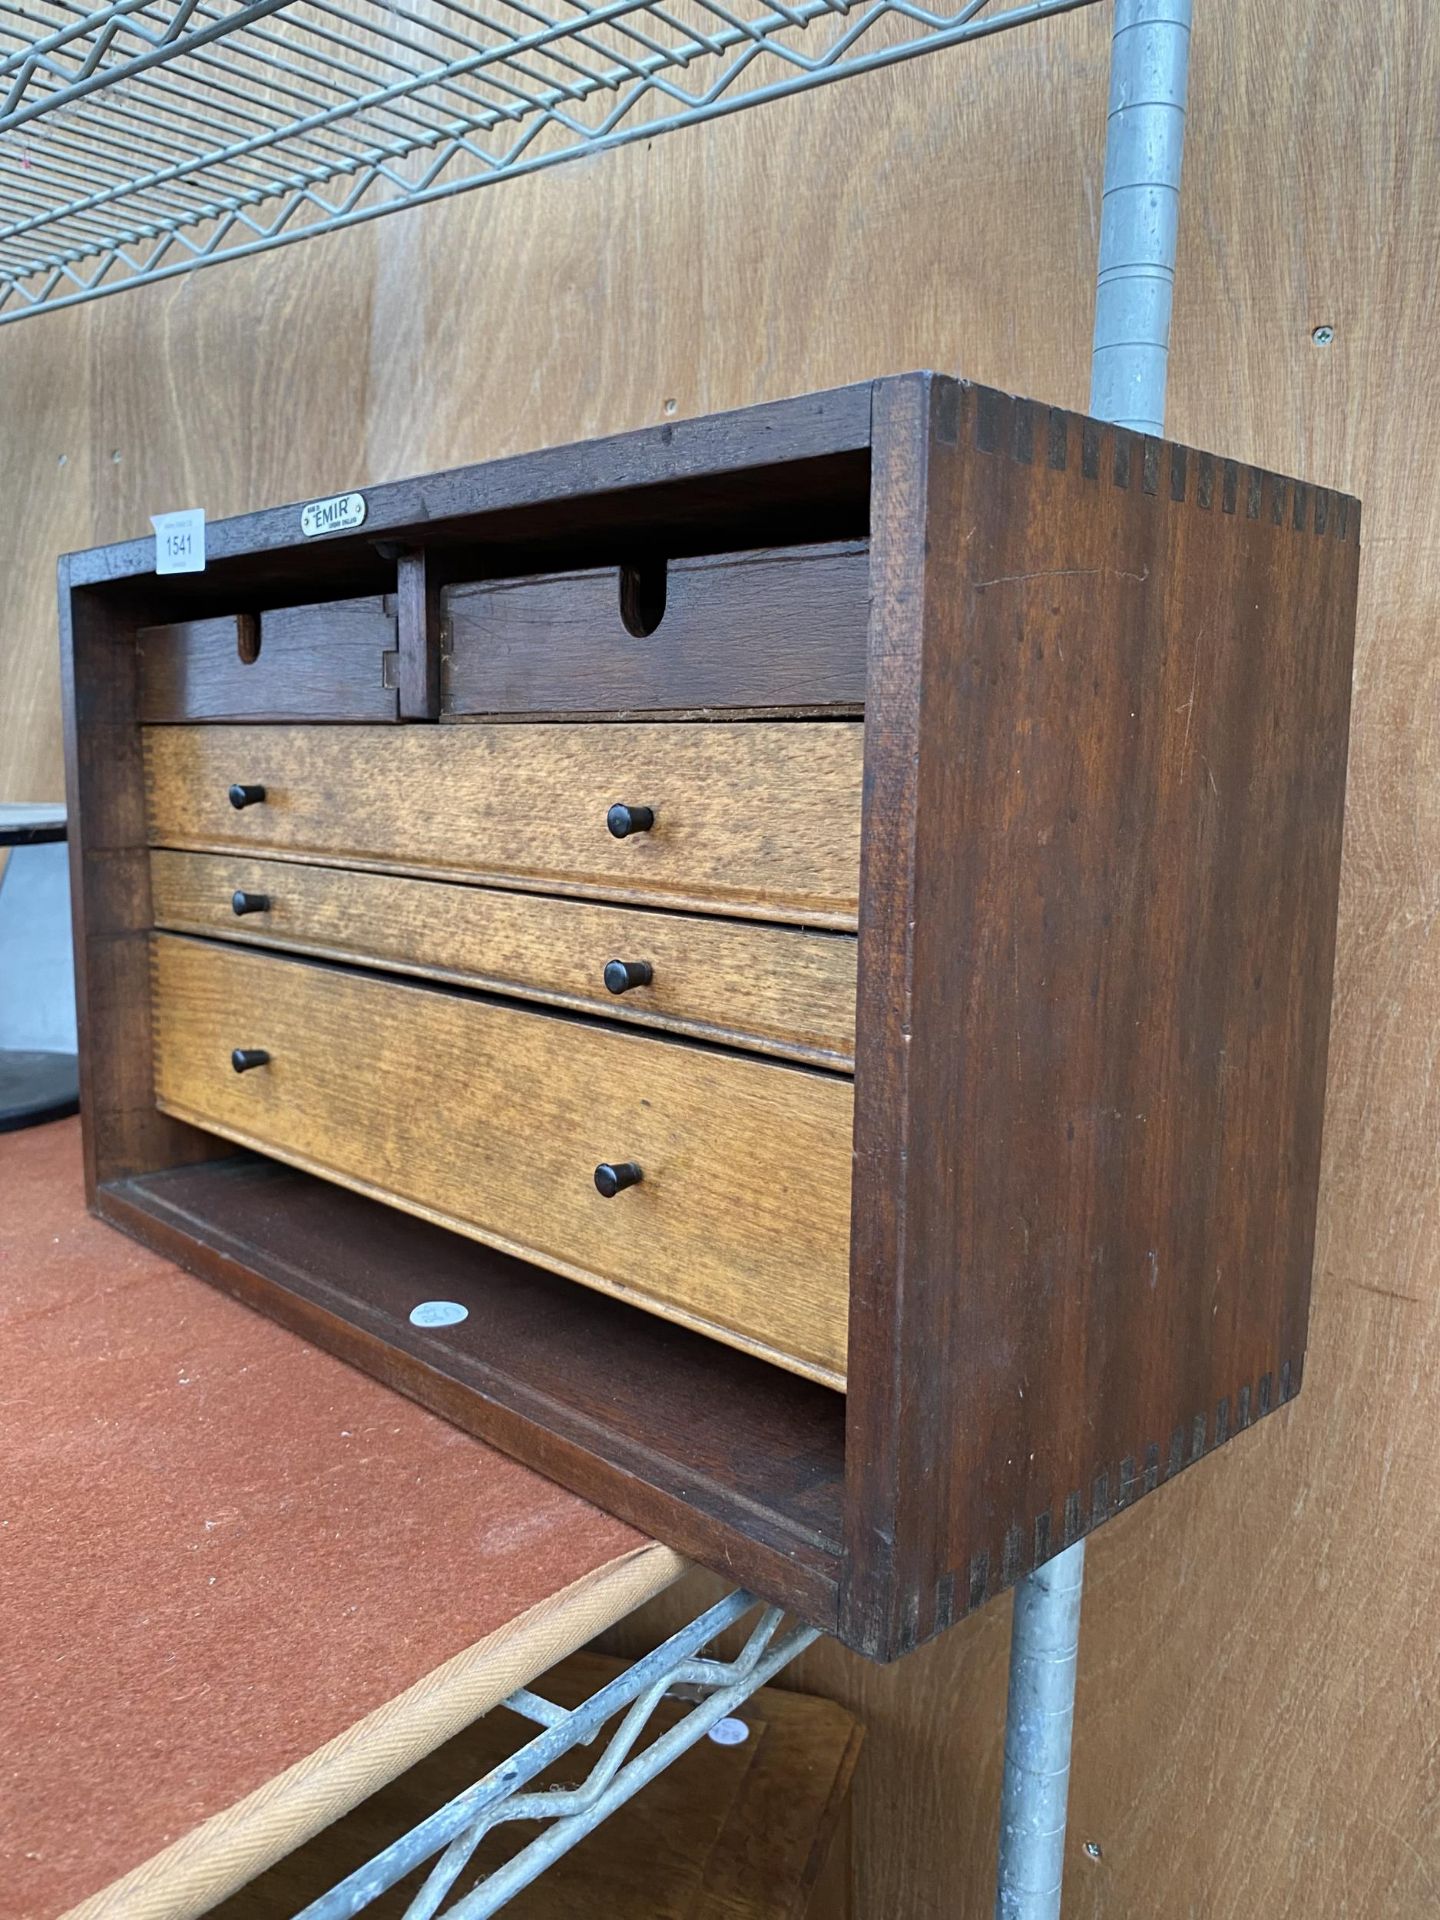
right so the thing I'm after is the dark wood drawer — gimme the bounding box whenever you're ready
[143,721,864,926]
[150,934,853,1386]
[138,596,397,722]
[150,850,858,1069]
[441,541,869,717]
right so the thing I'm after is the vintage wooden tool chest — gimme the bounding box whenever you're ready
[60,374,1361,1660]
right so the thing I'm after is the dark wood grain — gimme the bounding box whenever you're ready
[138,597,398,722]
[842,375,1361,1655]
[442,542,868,717]
[395,550,442,720]
[99,1155,846,1624]
[58,571,226,1195]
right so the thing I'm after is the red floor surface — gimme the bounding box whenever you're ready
[0,1120,652,1920]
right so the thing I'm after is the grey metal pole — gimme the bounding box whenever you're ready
[1090,0,1193,434]
[994,4,1191,1917]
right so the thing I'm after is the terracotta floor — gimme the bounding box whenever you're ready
[0,1119,658,1920]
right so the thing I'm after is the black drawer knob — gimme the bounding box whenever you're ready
[606,802,654,839]
[231,889,271,916]
[594,1161,643,1198]
[228,783,266,810]
[231,1048,270,1073]
[603,959,653,995]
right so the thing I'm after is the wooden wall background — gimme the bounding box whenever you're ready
[4,2,1435,1912]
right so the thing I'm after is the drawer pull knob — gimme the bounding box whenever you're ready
[594,1161,643,1198]
[606,802,654,839]
[231,1048,270,1073]
[231,890,271,916]
[228,783,267,810]
[603,959,653,995]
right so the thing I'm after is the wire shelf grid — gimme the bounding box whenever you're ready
[0,0,1097,321]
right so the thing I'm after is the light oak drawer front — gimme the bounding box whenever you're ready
[151,851,858,1070]
[151,935,853,1385]
[144,722,863,926]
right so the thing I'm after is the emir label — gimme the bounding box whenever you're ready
[300,490,367,538]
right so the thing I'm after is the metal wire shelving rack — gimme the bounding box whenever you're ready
[0,0,1098,322]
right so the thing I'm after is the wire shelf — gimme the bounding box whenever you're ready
[0,0,1096,322]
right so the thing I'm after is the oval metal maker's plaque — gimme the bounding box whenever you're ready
[301,491,367,537]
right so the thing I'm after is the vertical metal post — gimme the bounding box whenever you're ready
[1090,0,1193,435]
[994,4,1191,1917]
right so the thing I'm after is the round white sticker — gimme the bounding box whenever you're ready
[707,1717,750,1747]
[409,1300,469,1328]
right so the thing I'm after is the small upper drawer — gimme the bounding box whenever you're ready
[138,596,397,722]
[151,850,858,1069]
[442,542,869,718]
[143,721,864,926]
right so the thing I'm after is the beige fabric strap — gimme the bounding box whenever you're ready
[62,1542,685,1920]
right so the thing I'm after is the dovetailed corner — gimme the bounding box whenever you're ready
[934,1568,957,1633]
[900,1585,920,1651]
[1063,1488,1083,1545]
[1033,1508,1052,1565]
[933,378,962,447]
[1142,440,1161,496]
[1012,399,1035,466]
[1001,1524,1023,1585]
[1113,436,1132,490]
[1170,445,1187,503]
[1197,453,1215,509]
[1047,408,1068,470]
[1082,420,1101,480]
[974,385,1008,454]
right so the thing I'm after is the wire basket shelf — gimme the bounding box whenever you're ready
[0,0,1096,322]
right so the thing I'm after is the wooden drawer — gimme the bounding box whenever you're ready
[150,935,853,1385]
[151,850,858,1069]
[441,541,869,717]
[139,596,398,721]
[143,721,863,925]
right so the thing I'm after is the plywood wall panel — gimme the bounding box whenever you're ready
[82,223,380,551]
[1,304,94,803]
[5,1,1438,1914]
